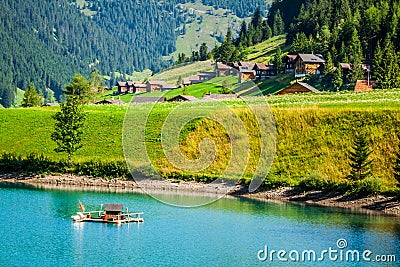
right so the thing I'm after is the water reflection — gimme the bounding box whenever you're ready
[0,182,399,266]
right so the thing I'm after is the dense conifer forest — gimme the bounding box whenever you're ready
[0,0,266,107]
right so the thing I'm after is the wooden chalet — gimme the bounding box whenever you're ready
[254,63,275,80]
[283,55,297,74]
[116,82,129,94]
[197,72,216,81]
[116,81,146,94]
[146,81,166,92]
[238,67,256,83]
[239,61,256,70]
[133,83,147,93]
[277,82,320,95]
[146,81,177,92]
[215,62,236,76]
[295,54,325,77]
[168,95,198,102]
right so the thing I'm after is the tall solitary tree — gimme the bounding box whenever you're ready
[347,133,373,181]
[52,75,87,166]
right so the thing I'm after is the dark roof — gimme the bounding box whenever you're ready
[131,96,166,103]
[168,95,198,102]
[96,99,125,105]
[297,54,325,63]
[104,204,123,212]
[296,82,320,92]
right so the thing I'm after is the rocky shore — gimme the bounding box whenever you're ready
[1,173,400,216]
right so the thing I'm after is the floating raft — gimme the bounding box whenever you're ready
[72,204,144,224]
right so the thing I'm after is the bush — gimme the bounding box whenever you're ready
[74,160,130,178]
[349,177,382,196]
[263,174,295,189]
[297,172,330,191]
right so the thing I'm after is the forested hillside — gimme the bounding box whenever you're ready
[0,0,267,107]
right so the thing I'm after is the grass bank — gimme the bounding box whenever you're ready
[1,90,400,194]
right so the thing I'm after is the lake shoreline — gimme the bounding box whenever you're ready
[1,173,400,216]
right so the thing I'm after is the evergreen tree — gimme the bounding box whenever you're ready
[374,39,400,89]
[322,52,335,90]
[236,20,248,47]
[272,9,285,36]
[261,21,272,41]
[199,43,208,61]
[290,32,308,54]
[348,28,363,65]
[347,133,373,181]
[324,52,335,75]
[332,65,344,91]
[213,28,236,62]
[21,83,43,107]
[273,47,284,75]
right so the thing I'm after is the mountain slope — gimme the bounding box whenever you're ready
[0,0,269,107]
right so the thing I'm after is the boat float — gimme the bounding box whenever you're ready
[71,203,144,224]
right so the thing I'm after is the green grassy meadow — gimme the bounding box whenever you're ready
[1,90,400,191]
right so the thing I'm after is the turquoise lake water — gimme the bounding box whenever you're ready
[0,182,399,266]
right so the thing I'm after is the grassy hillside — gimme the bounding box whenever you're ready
[1,90,400,191]
[170,2,249,60]
[150,61,215,84]
[246,35,288,63]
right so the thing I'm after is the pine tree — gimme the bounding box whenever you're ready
[273,47,283,75]
[213,28,237,62]
[347,133,373,181]
[21,83,43,107]
[323,52,335,75]
[374,38,400,89]
[332,65,343,91]
[272,9,285,36]
[199,43,208,61]
[290,32,308,54]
